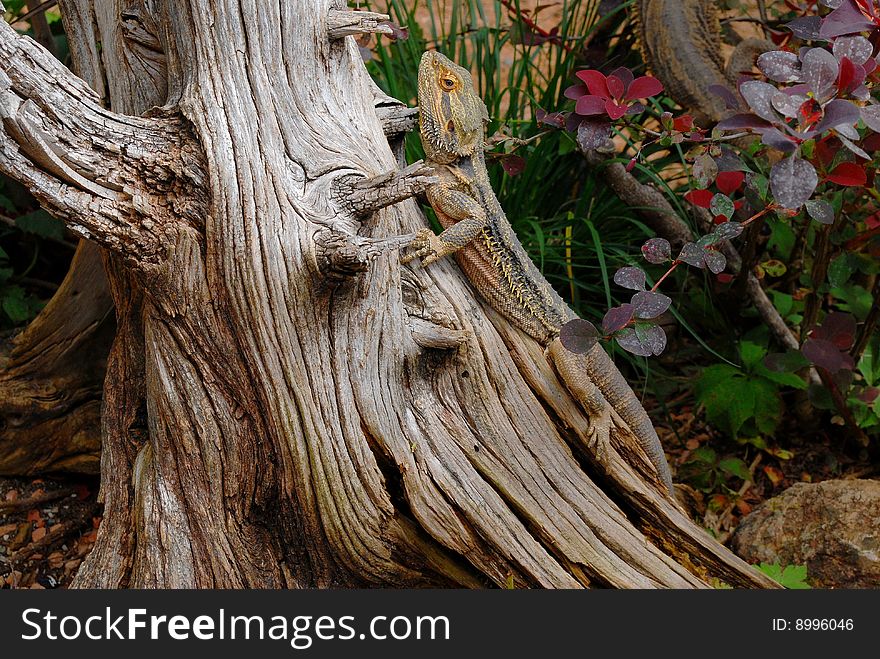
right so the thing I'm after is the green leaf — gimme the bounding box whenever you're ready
[830,284,873,321]
[756,563,810,589]
[766,217,795,260]
[857,336,880,386]
[695,365,757,437]
[15,210,65,241]
[1,286,30,323]
[689,446,717,465]
[753,379,782,434]
[710,193,734,220]
[828,253,856,288]
[739,341,766,371]
[756,366,808,390]
[718,457,751,480]
[767,290,794,318]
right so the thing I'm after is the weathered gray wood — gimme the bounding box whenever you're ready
[0,0,778,589]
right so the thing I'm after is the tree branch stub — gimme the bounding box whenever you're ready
[327,9,393,39]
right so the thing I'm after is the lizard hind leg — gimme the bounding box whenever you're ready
[547,339,675,497]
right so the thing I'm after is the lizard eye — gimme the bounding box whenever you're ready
[440,77,456,91]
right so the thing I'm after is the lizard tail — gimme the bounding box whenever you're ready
[548,339,675,496]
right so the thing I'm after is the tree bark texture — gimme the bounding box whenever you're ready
[0,0,777,588]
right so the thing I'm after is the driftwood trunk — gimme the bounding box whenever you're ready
[0,0,776,588]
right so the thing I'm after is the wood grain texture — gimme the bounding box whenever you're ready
[0,0,777,588]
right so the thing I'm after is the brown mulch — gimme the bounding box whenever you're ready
[0,475,100,589]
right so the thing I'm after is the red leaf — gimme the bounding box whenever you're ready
[716,171,745,194]
[716,273,734,284]
[624,76,664,100]
[684,189,714,208]
[826,162,867,186]
[672,114,694,131]
[575,95,606,116]
[798,98,822,129]
[575,69,609,98]
[815,137,837,167]
[863,132,880,152]
[837,56,857,93]
[606,74,626,99]
[501,155,526,176]
[604,99,628,120]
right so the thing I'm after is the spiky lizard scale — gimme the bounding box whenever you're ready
[406,51,674,495]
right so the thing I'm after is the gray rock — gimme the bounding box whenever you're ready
[732,479,880,588]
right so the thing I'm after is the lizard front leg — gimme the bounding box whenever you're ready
[401,186,487,266]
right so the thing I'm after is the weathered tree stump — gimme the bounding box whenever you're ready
[0,0,776,589]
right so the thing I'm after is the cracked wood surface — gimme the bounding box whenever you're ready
[0,0,776,588]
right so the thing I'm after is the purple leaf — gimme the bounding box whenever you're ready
[813,311,857,350]
[764,351,810,373]
[839,134,870,160]
[692,153,718,188]
[805,199,835,225]
[678,243,706,268]
[631,291,672,319]
[820,1,878,39]
[820,0,843,8]
[833,35,873,65]
[801,47,840,97]
[713,221,744,240]
[564,83,588,100]
[616,324,667,357]
[740,80,781,122]
[801,337,854,372]
[716,113,773,131]
[609,66,634,89]
[771,91,808,118]
[704,250,727,274]
[641,237,671,264]
[602,303,634,333]
[715,147,746,172]
[379,21,409,41]
[576,119,611,151]
[501,155,526,176]
[786,16,823,40]
[613,266,646,291]
[757,51,802,82]
[708,84,741,110]
[559,319,599,354]
[813,98,860,133]
[536,108,566,128]
[770,156,818,209]
[575,95,607,115]
[860,103,880,131]
[757,127,797,153]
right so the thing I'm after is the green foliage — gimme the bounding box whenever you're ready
[694,341,806,438]
[15,209,65,241]
[679,445,752,492]
[0,244,43,327]
[755,563,810,589]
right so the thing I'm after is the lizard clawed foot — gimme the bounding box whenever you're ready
[401,228,455,266]
[586,407,613,467]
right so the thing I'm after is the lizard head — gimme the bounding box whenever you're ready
[418,51,489,160]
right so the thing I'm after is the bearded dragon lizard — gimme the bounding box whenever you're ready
[402,51,674,495]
